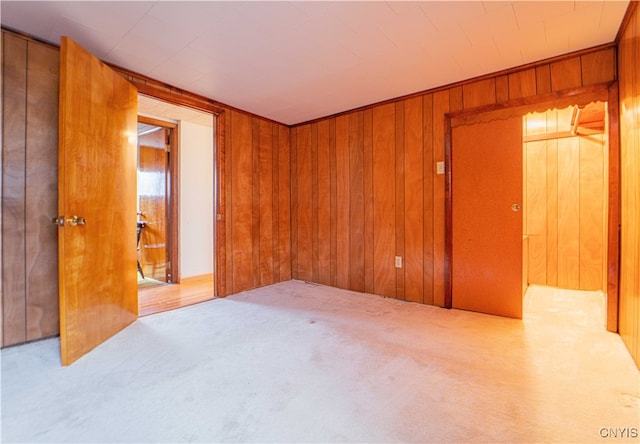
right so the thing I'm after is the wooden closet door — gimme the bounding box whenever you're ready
[451,116,523,319]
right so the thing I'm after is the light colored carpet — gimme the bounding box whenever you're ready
[1,281,638,443]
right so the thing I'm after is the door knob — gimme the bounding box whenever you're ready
[66,215,86,226]
[511,204,521,212]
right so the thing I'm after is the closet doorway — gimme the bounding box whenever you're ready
[447,86,619,330]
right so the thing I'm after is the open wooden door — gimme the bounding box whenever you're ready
[57,37,138,365]
[450,116,523,319]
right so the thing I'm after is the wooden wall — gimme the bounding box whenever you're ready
[617,2,640,368]
[291,46,617,306]
[0,30,292,347]
[138,129,169,282]
[523,108,608,292]
[1,31,60,346]
[223,110,291,295]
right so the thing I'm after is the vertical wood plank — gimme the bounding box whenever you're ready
[258,120,273,287]
[335,115,350,289]
[2,33,27,346]
[317,120,331,286]
[395,102,405,300]
[449,86,463,112]
[224,111,234,294]
[230,111,253,293]
[525,140,548,285]
[423,94,434,305]
[462,78,496,109]
[311,124,319,282]
[495,75,509,103]
[349,112,365,292]
[0,31,3,347]
[278,125,291,281]
[296,124,312,282]
[432,90,449,306]
[251,119,261,288]
[546,139,559,287]
[363,109,375,294]
[404,96,424,303]
[272,124,280,283]
[557,138,580,289]
[24,41,59,340]
[290,128,298,280]
[579,134,605,290]
[535,65,552,95]
[581,48,615,86]
[329,119,338,286]
[509,68,537,100]
[550,57,582,91]
[372,103,396,297]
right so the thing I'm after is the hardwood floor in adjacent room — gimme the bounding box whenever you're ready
[138,275,214,317]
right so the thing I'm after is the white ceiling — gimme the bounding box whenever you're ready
[0,1,630,125]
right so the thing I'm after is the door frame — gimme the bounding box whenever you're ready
[444,82,620,332]
[137,115,179,283]
[113,66,227,297]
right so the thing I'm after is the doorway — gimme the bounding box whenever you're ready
[136,94,216,315]
[137,119,176,288]
[447,87,619,330]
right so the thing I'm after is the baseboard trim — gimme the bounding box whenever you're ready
[180,273,214,285]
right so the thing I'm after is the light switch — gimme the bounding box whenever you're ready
[436,161,445,175]
[395,256,402,268]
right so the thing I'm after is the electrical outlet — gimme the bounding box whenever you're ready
[436,161,445,175]
[395,256,402,268]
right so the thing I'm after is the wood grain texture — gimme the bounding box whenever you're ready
[432,90,449,307]
[579,135,605,290]
[372,104,396,297]
[362,110,375,295]
[251,119,261,289]
[349,112,365,292]
[278,125,292,282]
[550,57,582,92]
[403,97,424,303]
[617,2,639,367]
[462,78,496,109]
[557,138,581,289]
[285,44,617,314]
[546,139,559,287]
[451,116,523,319]
[536,65,552,95]
[296,124,312,282]
[138,131,168,282]
[2,32,28,346]
[25,41,59,341]
[259,120,274,286]
[395,102,405,300]
[496,75,509,104]
[335,115,350,289]
[524,140,548,285]
[311,124,319,282]
[581,48,616,86]
[509,68,537,100]
[422,94,434,305]
[316,120,331,286]
[58,37,138,365]
[230,111,253,292]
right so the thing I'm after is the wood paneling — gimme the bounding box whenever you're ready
[373,104,396,297]
[1,32,59,347]
[290,44,616,309]
[227,111,291,294]
[523,109,607,292]
[581,48,616,87]
[404,97,424,303]
[138,130,168,282]
[617,1,640,368]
